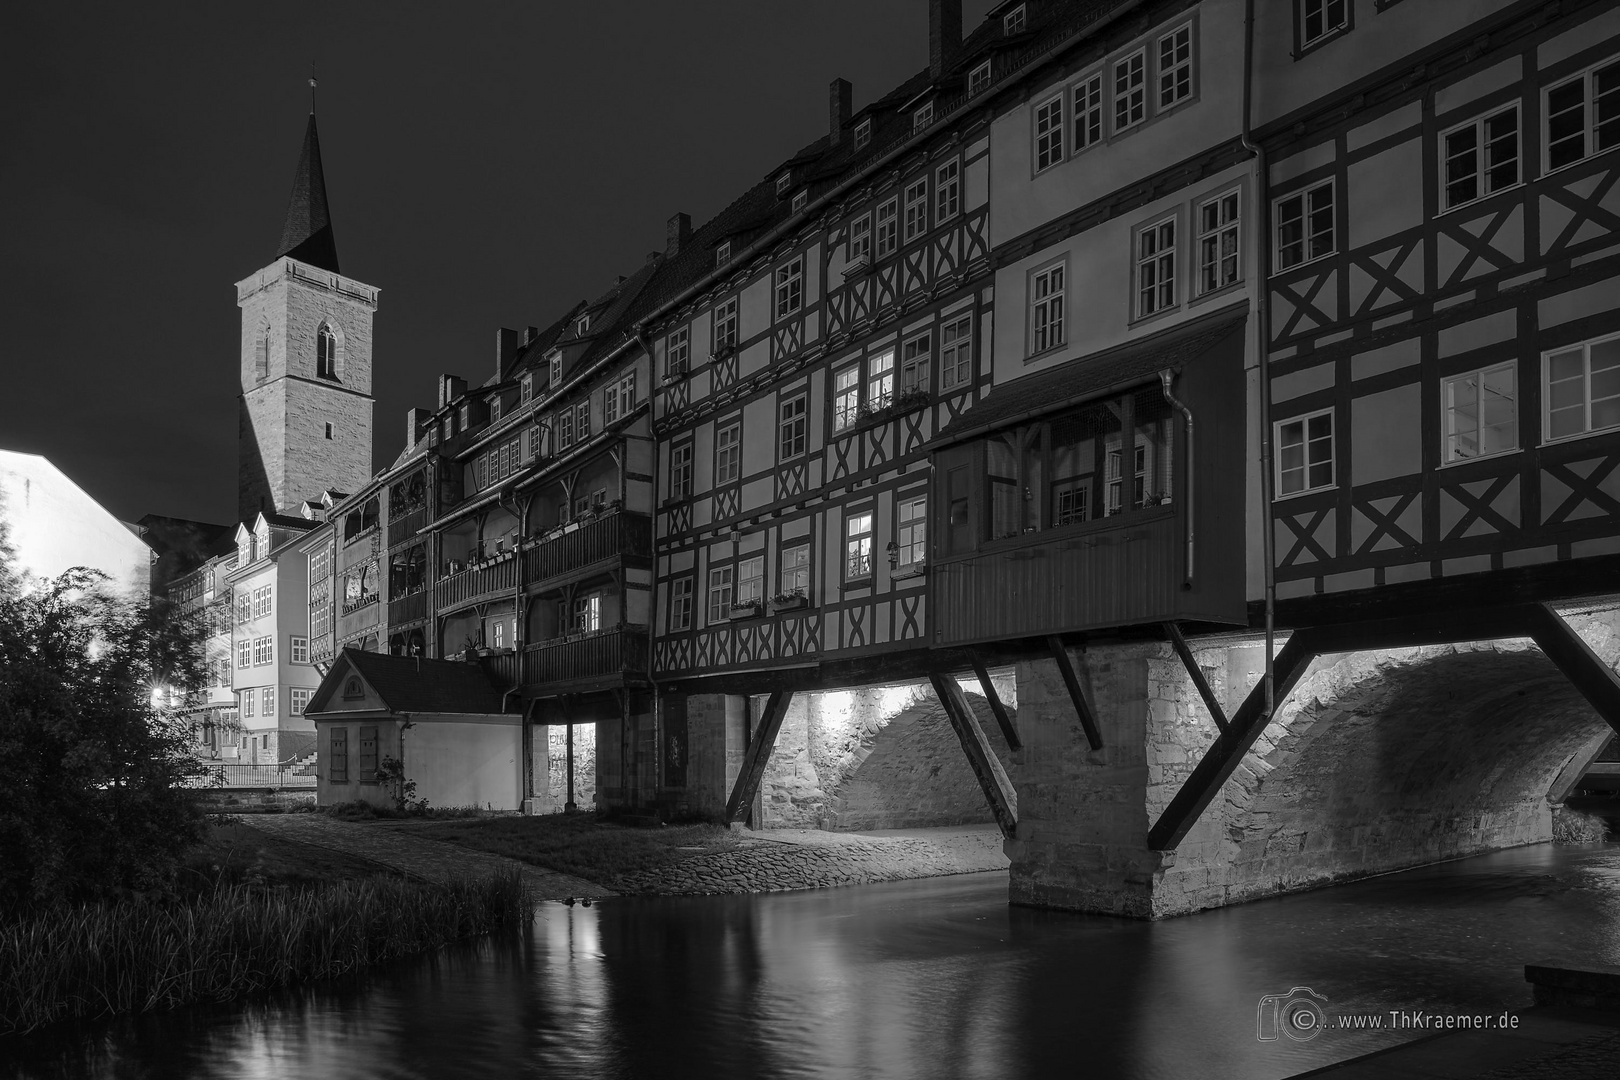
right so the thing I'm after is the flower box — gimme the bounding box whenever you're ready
[728,601,763,620]
[768,593,807,612]
[841,254,871,280]
[892,562,928,580]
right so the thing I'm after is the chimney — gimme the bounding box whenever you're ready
[829,78,852,145]
[524,324,540,345]
[439,374,468,409]
[406,407,431,451]
[929,0,962,80]
[667,212,692,256]
[496,327,522,379]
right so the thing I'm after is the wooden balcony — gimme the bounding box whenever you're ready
[522,508,652,588]
[388,506,428,542]
[521,625,648,692]
[434,552,520,612]
[389,589,427,627]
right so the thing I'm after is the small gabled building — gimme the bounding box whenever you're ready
[305,648,523,811]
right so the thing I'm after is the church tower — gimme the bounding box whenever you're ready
[236,111,377,522]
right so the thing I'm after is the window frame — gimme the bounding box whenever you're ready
[1073,71,1104,154]
[1296,0,1351,54]
[935,159,960,222]
[903,178,929,243]
[969,60,992,97]
[1134,214,1178,319]
[237,639,251,669]
[1543,332,1620,444]
[1113,49,1147,133]
[1157,23,1194,111]
[715,420,742,486]
[1273,179,1336,271]
[669,440,694,501]
[713,297,739,353]
[940,313,974,391]
[844,509,874,583]
[774,255,805,319]
[779,542,810,597]
[736,555,764,607]
[667,326,690,375]
[1542,57,1620,175]
[867,347,896,411]
[848,214,872,262]
[1441,102,1522,212]
[833,364,861,433]
[1274,408,1337,499]
[1442,361,1520,466]
[669,576,694,632]
[1034,92,1066,173]
[707,564,734,624]
[1197,188,1243,295]
[913,102,934,132]
[875,198,899,258]
[779,392,808,460]
[901,332,932,396]
[329,728,347,782]
[896,495,928,569]
[290,635,309,664]
[1030,261,1067,356]
[854,118,872,150]
[1004,3,1026,35]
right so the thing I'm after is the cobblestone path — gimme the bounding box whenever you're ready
[240,814,616,901]
[612,823,1008,895]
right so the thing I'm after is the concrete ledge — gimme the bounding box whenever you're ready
[1525,962,1620,1010]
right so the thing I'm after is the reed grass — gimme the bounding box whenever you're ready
[0,871,528,1037]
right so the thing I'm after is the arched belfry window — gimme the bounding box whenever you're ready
[317,324,338,381]
[254,325,270,383]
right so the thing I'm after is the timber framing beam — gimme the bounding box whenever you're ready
[929,673,1019,840]
[1163,622,1229,736]
[1523,603,1620,739]
[1147,631,1319,851]
[970,653,1021,751]
[724,690,794,824]
[1047,636,1103,750]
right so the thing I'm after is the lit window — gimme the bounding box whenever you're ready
[667,327,690,374]
[1545,334,1620,441]
[1035,94,1065,171]
[1276,410,1335,496]
[1274,180,1335,270]
[897,496,927,567]
[1004,4,1026,34]
[236,592,251,624]
[714,298,739,353]
[1114,51,1146,132]
[1443,105,1520,209]
[291,635,309,664]
[775,256,804,319]
[913,103,934,132]
[670,441,694,499]
[1198,190,1242,293]
[670,577,694,631]
[241,690,254,718]
[1444,363,1518,462]
[845,511,873,581]
[780,544,810,596]
[254,585,272,619]
[317,324,337,380]
[867,348,895,410]
[1031,263,1065,353]
[1158,25,1193,110]
[854,118,872,150]
[707,566,734,623]
[716,422,741,486]
[779,394,807,459]
[1298,0,1348,50]
[901,333,930,395]
[571,593,600,632]
[1074,73,1103,152]
[940,314,973,391]
[262,686,275,718]
[1546,58,1620,171]
[1135,217,1177,318]
[969,61,992,96]
[876,199,899,258]
[237,640,251,669]
[834,365,861,432]
[904,178,929,242]
[737,556,764,606]
[935,160,960,221]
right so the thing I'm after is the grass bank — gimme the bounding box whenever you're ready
[409,812,741,884]
[0,871,528,1037]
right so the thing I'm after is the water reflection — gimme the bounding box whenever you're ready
[9,843,1620,1080]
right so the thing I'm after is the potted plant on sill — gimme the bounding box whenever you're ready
[728,598,763,619]
[768,588,808,612]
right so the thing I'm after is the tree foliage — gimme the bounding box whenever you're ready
[0,524,208,915]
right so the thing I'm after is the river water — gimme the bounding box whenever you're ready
[9,842,1620,1080]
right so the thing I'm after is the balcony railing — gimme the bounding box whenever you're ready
[435,551,520,611]
[522,508,652,585]
[522,625,648,688]
[389,589,427,626]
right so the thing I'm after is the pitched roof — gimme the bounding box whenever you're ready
[930,313,1248,448]
[328,648,509,715]
[276,113,340,273]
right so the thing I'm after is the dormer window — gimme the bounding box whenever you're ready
[459,404,470,430]
[792,190,808,213]
[969,61,992,96]
[717,240,732,267]
[316,324,337,380]
[913,103,934,132]
[521,373,534,402]
[1004,4,1026,34]
[550,353,562,388]
[854,118,872,151]
[490,394,502,422]
[776,172,792,195]
[577,315,590,335]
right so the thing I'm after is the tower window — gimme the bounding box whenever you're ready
[325,423,334,440]
[317,325,338,380]
[255,328,270,383]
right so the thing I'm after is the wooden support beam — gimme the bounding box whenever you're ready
[1147,631,1319,851]
[724,690,793,824]
[929,672,1019,840]
[1162,622,1229,736]
[1046,636,1102,750]
[970,653,1021,751]
[1524,604,1620,740]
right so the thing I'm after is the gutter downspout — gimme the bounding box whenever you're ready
[635,328,665,816]
[1158,369,1194,588]
[1240,0,1276,722]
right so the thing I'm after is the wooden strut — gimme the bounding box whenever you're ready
[724,690,794,824]
[1523,603,1620,739]
[970,653,1022,751]
[928,673,1019,841]
[1147,630,1319,852]
[1046,636,1103,750]
[1162,622,1229,736]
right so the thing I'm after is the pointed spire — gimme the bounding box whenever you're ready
[275,112,340,274]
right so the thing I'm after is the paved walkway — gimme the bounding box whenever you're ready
[240,813,615,901]
[1290,1006,1620,1079]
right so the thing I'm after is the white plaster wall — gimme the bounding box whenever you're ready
[0,450,150,597]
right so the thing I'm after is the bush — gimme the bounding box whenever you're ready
[1553,805,1609,843]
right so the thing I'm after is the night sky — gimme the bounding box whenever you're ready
[4,1,997,527]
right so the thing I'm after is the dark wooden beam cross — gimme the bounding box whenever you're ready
[970,653,1021,751]
[1523,603,1620,739]
[1046,636,1103,750]
[1162,622,1229,736]
[929,672,1019,840]
[1147,630,1319,852]
[724,690,794,824]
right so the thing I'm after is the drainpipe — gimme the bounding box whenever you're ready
[1158,369,1195,589]
[636,328,665,814]
[1240,0,1277,721]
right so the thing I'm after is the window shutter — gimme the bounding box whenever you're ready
[330,729,349,782]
